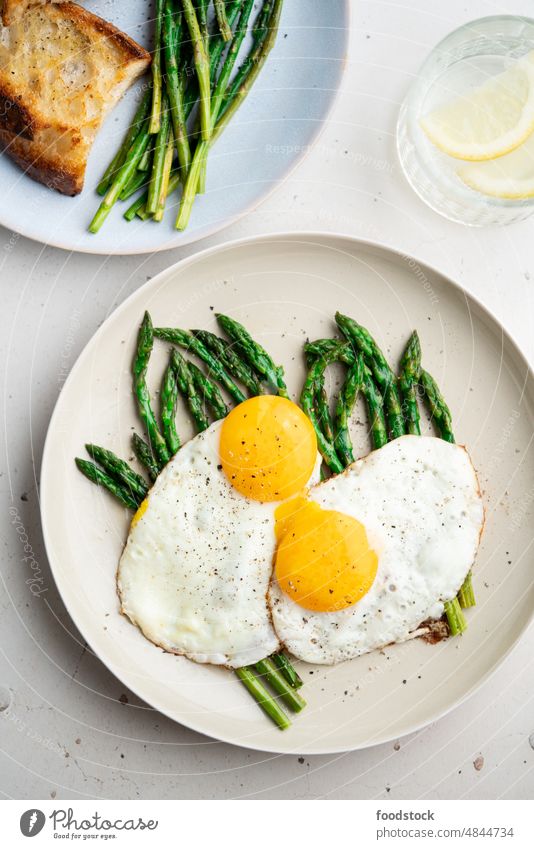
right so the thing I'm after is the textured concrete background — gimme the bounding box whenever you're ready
[1,0,533,800]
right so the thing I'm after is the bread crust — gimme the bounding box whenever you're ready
[0,3,151,195]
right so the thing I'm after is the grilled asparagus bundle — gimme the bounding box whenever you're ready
[90,0,283,233]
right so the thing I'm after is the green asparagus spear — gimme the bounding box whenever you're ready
[362,366,388,449]
[335,313,405,440]
[97,90,151,195]
[216,313,288,397]
[457,573,476,608]
[188,361,229,420]
[170,349,209,432]
[234,666,290,730]
[419,369,455,443]
[146,95,171,215]
[132,433,160,481]
[162,1,191,174]
[315,376,335,443]
[300,355,344,474]
[153,130,175,221]
[192,329,262,395]
[216,0,283,134]
[334,354,365,466]
[133,312,170,466]
[154,327,246,403]
[84,445,148,502]
[252,0,273,44]
[175,0,255,230]
[255,658,306,712]
[119,168,149,202]
[209,0,245,84]
[398,331,422,436]
[214,0,232,41]
[160,359,181,455]
[89,121,151,233]
[418,368,474,615]
[271,653,303,689]
[149,0,164,134]
[197,0,209,48]
[124,171,180,222]
[444,598,467,636]
[75,459,139,510]
[181,0,211,142]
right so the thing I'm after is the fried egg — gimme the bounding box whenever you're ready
[118,396,320,668]
[269,436,484,664]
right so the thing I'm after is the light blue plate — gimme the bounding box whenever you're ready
[0,0,349,254]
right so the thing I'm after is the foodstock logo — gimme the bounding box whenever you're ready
[20,810,46,837]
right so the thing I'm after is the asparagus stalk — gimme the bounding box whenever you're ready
[418,368,474,614]
[149,0,164,134]
[235,667,290,730]
[419,369,455,443]
[119,168,149,202]
[175,0,255,229]
[170,349,209,432]
[147,95,172,215]
[133,312,170,466]
[89,121,151,233]
[75,459,139,510]
[209,0,245,84]
[153,131,175,221]
[444,598,467,636]
[255,658,306,712]
[214,0,283,140]
[216,313,289,397]
[162,1,191,174]
[160,358,181,455]
[84,445,148,502]
[300,355,344,474]
[97,90,151,195]
[188,361,229,420]
[335,313,405,440]
[457,573,476,608]
[192,329,262,395]
[132,433,160,481]
[334,354,365,466]
[137,143,153,172]
[362,366,388,449]
[197,0,209,48]
[398,331,422,435]
[272,652,303,689]
[214,0,232,41]
[181,0,211,142]
[154,327,246,403]
[315,376,335,443]
[124,171,181,222]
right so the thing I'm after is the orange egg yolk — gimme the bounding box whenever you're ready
[131,497,149,528]
[219,395,318,502]
[274,498,378,612]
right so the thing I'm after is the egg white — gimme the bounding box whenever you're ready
[118,420,321,668]
[269,436,484,664]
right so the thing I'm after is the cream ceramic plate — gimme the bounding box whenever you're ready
[40,234,534,754]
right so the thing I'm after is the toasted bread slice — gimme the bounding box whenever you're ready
[0,3,150,195]
[1,0,65,27]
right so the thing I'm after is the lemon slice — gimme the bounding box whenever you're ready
[421,52,534,161]
[458,128,534,198]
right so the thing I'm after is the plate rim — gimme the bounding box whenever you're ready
[40,230,534,754]
[0,2,351,256]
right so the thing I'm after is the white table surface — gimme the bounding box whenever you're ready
[1,0,533,801]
